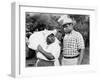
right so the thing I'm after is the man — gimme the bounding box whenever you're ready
[58,15,85,65]
[28,29,60,66]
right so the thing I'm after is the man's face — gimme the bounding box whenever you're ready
[63,23,73,33]
[47,34,55,45]
[56,30,62,41]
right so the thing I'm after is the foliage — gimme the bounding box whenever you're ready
[26,13,89,47]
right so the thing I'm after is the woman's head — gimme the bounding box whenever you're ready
[46,33,55,45]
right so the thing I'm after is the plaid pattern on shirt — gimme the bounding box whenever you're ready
[63,30,85,57]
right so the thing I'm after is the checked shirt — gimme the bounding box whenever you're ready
[63,30,85,57]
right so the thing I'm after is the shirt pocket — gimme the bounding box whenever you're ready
[68,38,77,50]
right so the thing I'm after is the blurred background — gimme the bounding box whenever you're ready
[25,13,90,67]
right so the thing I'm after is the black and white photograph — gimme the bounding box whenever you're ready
[25,13,90,67]
[11,2,96,77]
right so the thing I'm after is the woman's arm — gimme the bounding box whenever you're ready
[37,45,55,60]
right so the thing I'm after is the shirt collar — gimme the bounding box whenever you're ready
[71,30,75,34]
[65,30,75,35]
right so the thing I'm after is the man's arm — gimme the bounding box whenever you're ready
[37,45,55,60]
[77,49,84,65]
[77,33,85,65]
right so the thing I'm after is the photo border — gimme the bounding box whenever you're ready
[11,2,97,78]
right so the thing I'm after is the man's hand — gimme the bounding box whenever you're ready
[77,60,81,65]
[77,49,84,65]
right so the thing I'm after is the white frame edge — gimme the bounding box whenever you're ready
[11,2,20,78]
[11,2,97,78]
